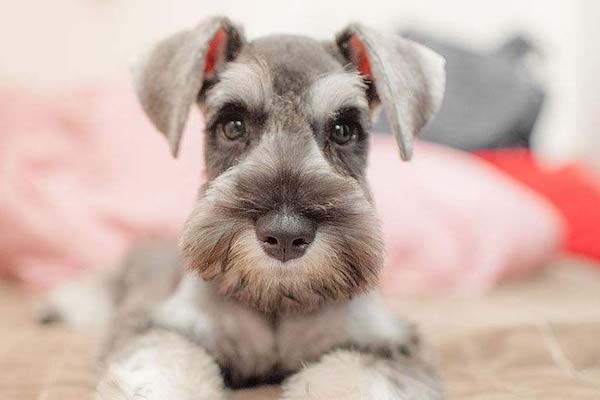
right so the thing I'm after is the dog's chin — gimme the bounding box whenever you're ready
[182,224,384,314]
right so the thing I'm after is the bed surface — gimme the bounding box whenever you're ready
[2,257,599,399]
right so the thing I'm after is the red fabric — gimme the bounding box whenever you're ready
[475,149,600,262]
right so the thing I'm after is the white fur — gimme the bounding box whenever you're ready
[281,349,440,400]
[205,60,273,112]
[36,273,114,329]
[345,292,412,345]
[97,331,225,400]
[152,274,213,339]
[281,350,400,400]
[308,71,369,120]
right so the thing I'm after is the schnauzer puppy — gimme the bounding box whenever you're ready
[43,16,446,399]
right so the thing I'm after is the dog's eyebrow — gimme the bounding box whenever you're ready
[205,101,248,132]
[205,61,273,112]
[308,71,368,120]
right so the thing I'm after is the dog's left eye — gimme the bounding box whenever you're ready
[219,118,247,141]
[330,122,358,145]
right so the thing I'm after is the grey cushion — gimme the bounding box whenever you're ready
[374,32,545,150]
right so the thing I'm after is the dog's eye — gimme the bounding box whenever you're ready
[330,123,358,145]
[219,118,246,141]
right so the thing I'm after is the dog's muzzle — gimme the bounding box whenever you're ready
[181,133,384,313]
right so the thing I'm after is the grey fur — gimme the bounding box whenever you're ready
[133,17,244,156]
[181,132,384,314]
[45,16,447,400]
[336,24,446,160]
[308,71,369,121]
[204,60,274,113]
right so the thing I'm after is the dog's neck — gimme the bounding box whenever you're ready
[203,275,368,322]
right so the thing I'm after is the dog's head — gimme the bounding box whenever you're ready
[134,17,445,313]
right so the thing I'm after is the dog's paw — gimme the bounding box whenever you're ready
[96,358,227,400]
[280,350,399,400]
[34,276,114,329]
[366,322,425,360]
[281,349,442,400]
[96,331,226,400]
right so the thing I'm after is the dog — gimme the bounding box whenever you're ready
[39,16,446,399]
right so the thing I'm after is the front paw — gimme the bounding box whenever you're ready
[96,331,226,400]
[280,350,399,400]
[359,323,425,362]
[96,364,227,400]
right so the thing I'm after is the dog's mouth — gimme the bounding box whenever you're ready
[180,183,384,314]
[182,222,383,314]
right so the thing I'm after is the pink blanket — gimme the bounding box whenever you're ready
[0,83,563,293]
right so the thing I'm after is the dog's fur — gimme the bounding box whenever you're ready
[40,17,446,399]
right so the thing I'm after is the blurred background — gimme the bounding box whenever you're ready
[2,0,600,165]
[1,1,600,399]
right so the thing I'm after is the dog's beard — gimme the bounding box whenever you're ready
[180,167,384,314]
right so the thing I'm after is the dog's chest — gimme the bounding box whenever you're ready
[152,275,410,388]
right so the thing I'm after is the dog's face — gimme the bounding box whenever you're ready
[134,18,445,313]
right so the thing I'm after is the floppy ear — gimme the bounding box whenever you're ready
[335,24,446,160]
[133,17,245,156]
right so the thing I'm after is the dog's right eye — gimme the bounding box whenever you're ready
[218,118,247,141]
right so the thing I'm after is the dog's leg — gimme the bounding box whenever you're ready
[34,269,118,328]
[277,293,442,399]
[93,245,227,400]
[97,329,226,400]
[35,240,182,329]
[280,347,442,400]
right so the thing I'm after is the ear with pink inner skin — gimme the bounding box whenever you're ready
[133,17,245,156]
[335,24,446,161]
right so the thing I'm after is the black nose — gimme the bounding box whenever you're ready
[255,212,316,262]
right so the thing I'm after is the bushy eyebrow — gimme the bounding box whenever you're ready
[205,60,274,113]
[307,71,369,121]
